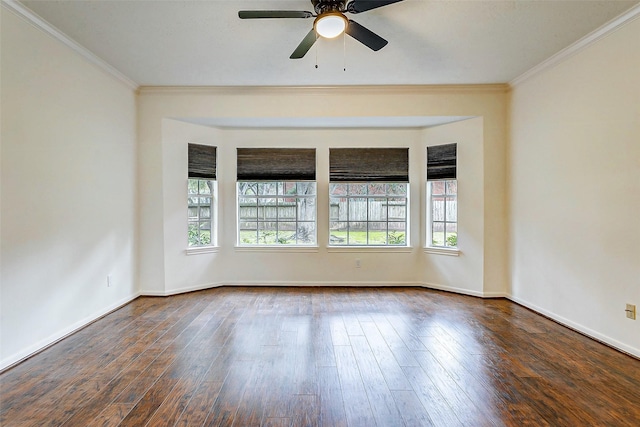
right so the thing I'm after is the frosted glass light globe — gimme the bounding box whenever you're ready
[315,13,347,39]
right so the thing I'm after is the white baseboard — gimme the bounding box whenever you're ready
[144,281,506,299]
[420,282,503,298]
[141,281,425,296]
[0,292,140,372]
[507,294,640,359]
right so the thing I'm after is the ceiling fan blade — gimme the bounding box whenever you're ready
[238,10,313,19]
[345,20,388,51]
[290,29,317,59]
[347,0,404,14]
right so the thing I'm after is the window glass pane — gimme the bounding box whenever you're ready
[297,197,315,221]
[388,224,406,245]
[258,222,277,244]
[240,231,258,245]
[432,222,445,246]
[277,198,296,220]
[277,222,296,244]
[239,182,258,195]
[387,183,407,196]
[298,181,316,196]
[188,222,199,246]
[368,222,387,245]
[445,223,458,247]
[446,180,457,195]
[199,229,211,245]
[349,198,367,221]
[199,180,212,194]
[283,182,297,195]
[432,197,445,221]
[329,222,347,245]
[259,198,277,220]
[445,197,457,222]
[188,179,199,194]
[368,198,387,221]
[431,181,445,195]
[330,197,347,221]
[297,222,315,244]
[259,182,277,195]
[329,183,347,196]
[349,183,367,195]
[188,207,198,219]
[388,198,406,220]
[199,207,210,219]
[368,183,386,195]
[348,229,367,245]
[188,197,199,206]
[199,197,211,206]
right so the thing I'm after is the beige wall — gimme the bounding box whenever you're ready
[509,18,640,356]
[137,87,508,296]
[0,10,138,369]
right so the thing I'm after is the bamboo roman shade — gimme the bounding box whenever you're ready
[427,143,457,180]
[329,148,409,182]
[188,144,217,179]
[236,148,316,181]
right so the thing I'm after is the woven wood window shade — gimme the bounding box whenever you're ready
[237,148,316,181]
[188,144,217,179]
[329,148,409,182]
[427,143,457,180]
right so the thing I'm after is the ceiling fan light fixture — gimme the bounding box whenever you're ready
[314,12,348,38]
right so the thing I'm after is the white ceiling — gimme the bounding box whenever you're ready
[17,0,639,87]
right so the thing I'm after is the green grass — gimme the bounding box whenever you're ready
[329,231,405,245]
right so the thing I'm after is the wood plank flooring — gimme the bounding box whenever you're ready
[1,287,639,426]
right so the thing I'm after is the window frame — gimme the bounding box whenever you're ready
[187,178,218,249]
[329,182,409,247]
[237,180,318,247]
[426,179,458,250]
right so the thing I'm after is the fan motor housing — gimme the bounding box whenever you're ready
[312,0,347,15]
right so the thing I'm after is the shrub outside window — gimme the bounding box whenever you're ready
[238,181,316,245]
[330,183,408,246]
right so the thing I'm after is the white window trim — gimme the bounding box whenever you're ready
[426,180,458,251]
[187,179,218,248]
[423,247,460,256]
[235,245,319,253]
[237,181,318,247]
[186,246,220,255]
[327,246,413,253]
[328,182,410,247]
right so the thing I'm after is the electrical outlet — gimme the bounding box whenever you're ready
[355,259,361,268]
[625,304,636,320]
[107,275,113,287]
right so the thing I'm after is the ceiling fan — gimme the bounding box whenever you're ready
[238,0,404,59]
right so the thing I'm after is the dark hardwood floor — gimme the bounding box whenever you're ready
[1,287,639,426]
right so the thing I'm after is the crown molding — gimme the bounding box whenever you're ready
[1,0,139,90]
[138,84,509,96]
[510,3,640,88]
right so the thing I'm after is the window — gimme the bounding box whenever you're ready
[237,148,316,246]
[329,148,409,246]
[188,144,217,247]
[427,144,457,248]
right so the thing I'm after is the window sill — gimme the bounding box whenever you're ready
[423,247,460,256]
[185,246,220,255]
[235,246,319,253]
[327,246,413,253]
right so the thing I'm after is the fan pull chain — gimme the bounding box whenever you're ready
[343,31,347,71]
[315,33,319,69]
